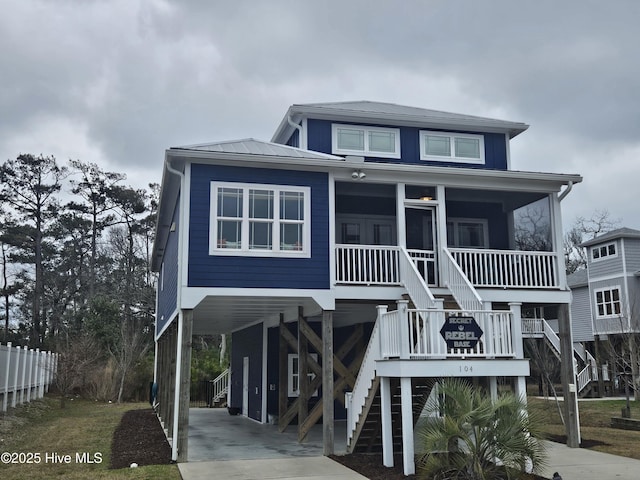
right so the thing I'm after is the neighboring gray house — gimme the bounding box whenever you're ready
[568,227,640,396]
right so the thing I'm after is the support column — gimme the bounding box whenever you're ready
[322,310,334,455]
[298,308,309,442]
[594,337,606,396]
[278,314,288,426]
[489,377,498,402]
[558,303,580,447]
[173,310,193,462]
[400,376,415,476]
[380,376,394,467]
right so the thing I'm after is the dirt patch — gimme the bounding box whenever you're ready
[546,433,609,448]
[110,408,172,469]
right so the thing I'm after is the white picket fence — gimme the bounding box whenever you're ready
[1,342,58,412]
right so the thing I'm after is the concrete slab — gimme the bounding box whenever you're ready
[541,441,640,480]
[178,456,367,480]
[187,408,347,462]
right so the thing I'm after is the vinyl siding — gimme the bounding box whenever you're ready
[187,163,330,289]
[230,323,263,421]
[570,285,594,342]
[623,238,640,273]
[587,239,624,277]
[156,197,180,337]
[306,119,508,170]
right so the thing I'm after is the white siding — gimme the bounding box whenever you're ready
[570,285,594,342]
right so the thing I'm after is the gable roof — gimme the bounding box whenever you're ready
[272,100,529,143]
[581,227,640,247]
[172,138,343,160]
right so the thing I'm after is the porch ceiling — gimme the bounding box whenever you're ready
[190,296,386,335]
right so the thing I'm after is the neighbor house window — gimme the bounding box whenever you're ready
[288,353,319,397]
[595,286,622,318]
[210,182,311,257]
[332,124,400,158]
[591,242,617,261]
[420,131,485,164]
[447,218,489,248]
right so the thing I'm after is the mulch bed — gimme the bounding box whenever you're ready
[110,408,172,469]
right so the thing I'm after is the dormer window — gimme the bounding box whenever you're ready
[420,131,485,164]
[332,124,400,158]
[591,242,617,261]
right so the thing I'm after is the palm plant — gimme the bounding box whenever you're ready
[416,378,548,480]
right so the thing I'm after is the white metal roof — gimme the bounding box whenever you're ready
[172,138,343,160]
[272,100,529,143]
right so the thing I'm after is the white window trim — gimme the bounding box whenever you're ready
[447,218,489,248]
[420,130,485,164]
[331,123,401,159]
[209,181,311,258]
[594,285,622,319]
[288,353,319,397]
[591,242,618,262]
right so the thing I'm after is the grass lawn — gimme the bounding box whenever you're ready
[0,395,181,480]
[529,396,640,459]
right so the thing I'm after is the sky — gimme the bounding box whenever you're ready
[1,0,638,231]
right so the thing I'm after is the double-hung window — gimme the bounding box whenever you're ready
[332,124,400,158]
[210,182,311,257]
[420,131,485,164]
[595,286,622,318]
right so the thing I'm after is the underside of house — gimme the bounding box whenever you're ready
[151,101,583,475]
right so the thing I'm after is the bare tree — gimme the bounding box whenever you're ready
[55,332,99,408]
[564,209,620,274]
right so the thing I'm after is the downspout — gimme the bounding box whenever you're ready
[287,115,305,149]
[165,160,185,462]
[558,181,574,202]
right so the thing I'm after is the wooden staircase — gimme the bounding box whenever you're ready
[347,377,435,453]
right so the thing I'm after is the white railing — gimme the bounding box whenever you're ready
[335,245,401,285]
[521,318,544,336]
[212,368,229,403]
[379,309,516,359]
[449,248,559,289]
[441,248,484,312]
[1,343,58,412]
[399,247,436,309]
[346,313,383,446]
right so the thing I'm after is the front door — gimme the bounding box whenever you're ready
[405,207,437,285]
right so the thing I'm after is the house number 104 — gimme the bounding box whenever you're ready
[459,365,473,373]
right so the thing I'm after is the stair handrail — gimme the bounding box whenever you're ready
[346,309,384,445]
[441,247,484,312]
[212,368,229,402]
[577,364,593,392]
[399,247,436,309]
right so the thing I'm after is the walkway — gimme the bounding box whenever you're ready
[178,408,640,480]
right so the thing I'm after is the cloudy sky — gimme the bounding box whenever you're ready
[1,0,638,231]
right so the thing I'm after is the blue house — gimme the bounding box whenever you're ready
[152,101,582,474]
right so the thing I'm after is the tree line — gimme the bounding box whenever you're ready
[0,154,157,402]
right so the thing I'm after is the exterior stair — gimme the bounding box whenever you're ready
[348,377,434,453]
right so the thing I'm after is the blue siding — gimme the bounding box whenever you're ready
[188,163,330,289]
[306,119,508,170]
[230,323,263,421]
[156,197,180,337]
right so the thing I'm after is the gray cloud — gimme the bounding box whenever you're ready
[0,0,638,228]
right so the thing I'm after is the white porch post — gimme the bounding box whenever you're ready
[380,376,394,467]
[400,376,415,476]
[435,184,447,287]
[550,192,567,289]
[397,299,410,360]
[489,377,498,402]
[509,302,524,359]
[397,183,406,248]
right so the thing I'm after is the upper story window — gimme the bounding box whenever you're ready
[595,286,622,318]
[332,124,400,158]
[420,131,485,164]
[210,182,311,257]
[591,242,617,262]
